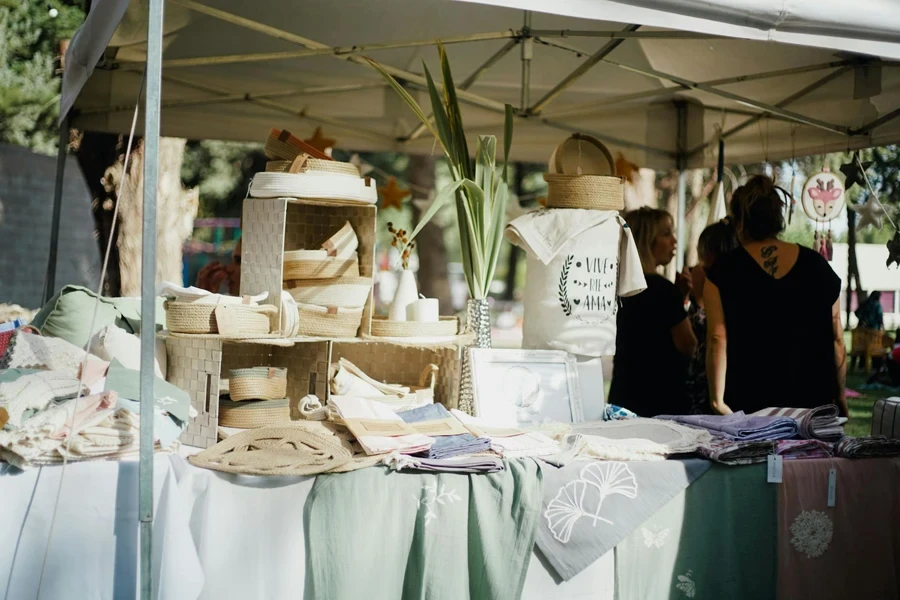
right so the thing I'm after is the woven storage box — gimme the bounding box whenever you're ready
[283,250,360,280]
[219,397,292,428]
[369,316,459,338]
[284,276,372,308]
[297,304,363,338]
[543,134,624,210]
[164,301,276,335]
[229,366,288,401]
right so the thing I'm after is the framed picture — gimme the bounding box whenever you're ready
[469,349,583,427]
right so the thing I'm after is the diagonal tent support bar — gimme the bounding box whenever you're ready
[852,106,900,134]
[405,39,519,143]
[689,66,854,157]
[603,59,851,135]
[529,24,641,114]
[161,75,395,142]
[116,31,517,70]
[80,83,386,116]
[544,59,862,119]
[172,0,509,115]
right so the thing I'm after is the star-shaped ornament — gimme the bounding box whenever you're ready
[839,155,873,191]
[348,154,374,176]
[849,195,887,231]
[887,231,900,269]
[378,177,411,211]
[304,127,336,153]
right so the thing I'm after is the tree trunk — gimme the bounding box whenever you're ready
[73,131,126,296]
[846,208,863,329]
[116,138,198,296]
[407,154,452,314]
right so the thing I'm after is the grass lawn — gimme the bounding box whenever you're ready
[846,372,893,437]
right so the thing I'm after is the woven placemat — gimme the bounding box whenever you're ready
[188,427,352,476]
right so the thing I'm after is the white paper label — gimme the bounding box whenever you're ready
[767,455,783,483]
[827,467,837,507]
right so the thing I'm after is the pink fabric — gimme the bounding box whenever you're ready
[79,356,110,388]
[51,391,118,440]
[778,458,900,600]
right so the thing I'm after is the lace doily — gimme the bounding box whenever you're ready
[790,510,833,558]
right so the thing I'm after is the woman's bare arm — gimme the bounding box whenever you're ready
[832,299,849,416]
[704,279,732,415]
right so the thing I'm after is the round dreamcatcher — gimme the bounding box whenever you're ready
[802,167,845,261]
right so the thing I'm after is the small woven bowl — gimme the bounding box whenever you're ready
[218,397,292,428]
[229,367,288,401]
[297,304,363,338]
[283,251,359,280]
[164,301,275,335]
[284,276,372,308]
[369,316,459,338]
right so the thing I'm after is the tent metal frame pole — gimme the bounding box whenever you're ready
[529,29,727,40]
[852,106,900,134]
[44,115,68,305]
[675,101,688,272]
[688,66,853,157]
[602,58,850,135]
[544,59,860,119]
[404,39,519,143]
[520,11,533,111]
[140,0,164,598]
[539,117,676,159]
[529,24,641,114]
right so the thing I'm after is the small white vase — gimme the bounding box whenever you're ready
[389,270,418,321]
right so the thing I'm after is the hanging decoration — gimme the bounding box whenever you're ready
[378,177,412,211]
[802,167,843,262]
[848,152,899,268]
[887,231,900,269]
[615,153,640,183]
[839,152,873,191]
[707,133,727,225]
[304,126,337,153]
[849,195,887,231]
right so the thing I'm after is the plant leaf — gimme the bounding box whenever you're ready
[503,104,514,183]
[438,42,472,180]
[403,179,464,251]
[460,180,487,297]
[423,61,456,169]
[484,176,509,297]
[455,189,476,297]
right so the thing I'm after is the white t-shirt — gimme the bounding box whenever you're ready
[505,208,646,357]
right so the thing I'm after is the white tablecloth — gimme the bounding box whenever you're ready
[1,456,613,599]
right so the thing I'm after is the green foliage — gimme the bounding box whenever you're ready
[181,140,267,218]
[0,0,84,154]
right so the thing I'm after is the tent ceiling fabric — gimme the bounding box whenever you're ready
[66,0,900,169]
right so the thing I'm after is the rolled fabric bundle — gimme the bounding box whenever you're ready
[752,405,846,442]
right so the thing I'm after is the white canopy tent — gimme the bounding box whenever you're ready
[55,1,900,597]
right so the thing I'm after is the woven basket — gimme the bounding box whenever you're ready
[369,316,459,338]
[283,251,359,280]
[297,303,363,338]
[164,301,276,335]
[264,128,331,161]
[266,158,359,178]
[284,276,372,308]
[229,367,288,401]
[218,398,293,428]
[544,133,624,210]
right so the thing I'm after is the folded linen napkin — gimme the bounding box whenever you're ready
[329,396,434,456]
[752,405,846,442]
[399,403,491,460]
[775,439,834,460]
[834,436,900,458]
[381,451,503,474]
[656,411,799,441]
[491,432,560,458]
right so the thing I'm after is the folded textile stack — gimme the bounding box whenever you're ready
[398,403,491,460]
[381,451,503,474]
[491,432,561,458]
[158,284,276,336]
[657,411,799,441]
[696,437,776,465]
[328,396,434,456]
[753,405,846,442]
[329,357,434,411]
[569,418,713,461]
[834,436,900,458]
[776,439,834,460]
[282,222,371,338]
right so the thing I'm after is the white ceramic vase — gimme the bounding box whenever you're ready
[389,270,419,321]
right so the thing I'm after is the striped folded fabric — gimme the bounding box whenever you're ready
[834,436,900,458]
[775,439,834,460]
[696,437,775,465]
[753,405,846,442]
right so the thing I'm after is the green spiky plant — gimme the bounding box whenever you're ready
[364,44,514,300]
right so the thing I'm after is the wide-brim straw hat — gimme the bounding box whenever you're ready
[543,133,624,210]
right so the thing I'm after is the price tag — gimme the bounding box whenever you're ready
[767,455,783,483]
[827,467,837,507]
[214,306,240,336]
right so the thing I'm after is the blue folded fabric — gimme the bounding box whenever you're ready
[399,403,491,459]
[656,411,799,441]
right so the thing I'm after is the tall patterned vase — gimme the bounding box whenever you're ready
[457,298,491,415]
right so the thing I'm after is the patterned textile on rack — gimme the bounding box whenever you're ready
[304,459,542,600]
[776,439,834,460]
[777,458,900,599]
[754,405,846,442]
[657,411,799,441]
[834,436,900,458]
[535,458,711,581]
[697,436,775,465]
[615,463,776,600]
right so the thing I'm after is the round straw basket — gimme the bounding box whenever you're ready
[218,398,292,429]
[164,301,276,335]
[284,276,372,308]
[229,367,288,401]
[297,304,363,338]
[283,251,359,280]
[544,133,624,210]
[266,158,359,177]
[369,316,459,338]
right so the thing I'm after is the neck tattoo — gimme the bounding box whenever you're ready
[761,245,778,276]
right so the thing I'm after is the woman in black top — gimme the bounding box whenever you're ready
[609,207,696,417]
[704,175,848,416]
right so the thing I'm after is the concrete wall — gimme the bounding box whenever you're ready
[0,143,100,309]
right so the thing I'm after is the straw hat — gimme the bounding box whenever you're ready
[543,133,624,210]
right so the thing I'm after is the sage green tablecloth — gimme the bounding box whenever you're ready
[615,463,776,600]
[304,459,543,600]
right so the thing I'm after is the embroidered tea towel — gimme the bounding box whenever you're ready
[506,208,645,357]
[615,463,776,600]
[304,459,543,600]
[535,458,710,581]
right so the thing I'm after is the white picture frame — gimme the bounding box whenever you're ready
[469,349,583,428]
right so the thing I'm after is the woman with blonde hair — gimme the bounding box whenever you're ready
[704,175,847,415]
[609,207,696,416]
